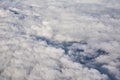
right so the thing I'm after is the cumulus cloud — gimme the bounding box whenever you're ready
[0,0,120,80]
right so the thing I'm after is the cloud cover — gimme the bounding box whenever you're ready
[0,0,120,80]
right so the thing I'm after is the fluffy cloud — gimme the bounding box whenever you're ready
[0,0,120,80]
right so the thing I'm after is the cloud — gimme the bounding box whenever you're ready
[0,0,120,80]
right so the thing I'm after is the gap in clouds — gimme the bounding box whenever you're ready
[29,34,114,80]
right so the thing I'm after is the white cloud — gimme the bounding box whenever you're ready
[0,0,120,80]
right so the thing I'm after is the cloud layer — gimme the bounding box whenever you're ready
[0,0,120,80]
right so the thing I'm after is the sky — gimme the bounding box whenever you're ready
[0,0,120,80]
